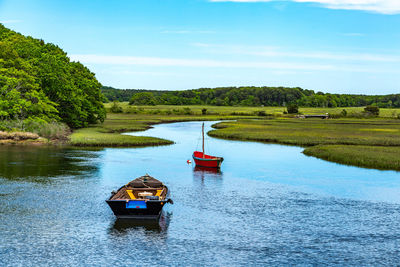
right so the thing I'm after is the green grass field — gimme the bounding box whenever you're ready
[209,118,400,146]
[69,127,173,147]
[303,145,400,171]
[208,117,400,171]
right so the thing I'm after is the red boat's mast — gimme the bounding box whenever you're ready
[202,122,205,158]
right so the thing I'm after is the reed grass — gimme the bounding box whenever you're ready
[0,131,39,140]
[0,120,69,140]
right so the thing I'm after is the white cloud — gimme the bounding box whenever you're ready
[209,0,400,14]
[0,19,21,24]
[192,43,400,62]
[70,54,399,73]
[98,69,187,77]
[71,54,334,70]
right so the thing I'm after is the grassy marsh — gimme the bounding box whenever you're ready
[69,127,173,147]
[208,118,400,170]
[209,118,400,146]
[303,145,400,171]
[71,104,400,170]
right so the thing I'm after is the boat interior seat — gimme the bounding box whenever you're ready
[126,190,136,200]
[126,188,164,199]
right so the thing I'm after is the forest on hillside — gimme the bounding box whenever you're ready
[0,24,105,128]
[102,86,400,108]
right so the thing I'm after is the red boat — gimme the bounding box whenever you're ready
[192,123,224,168]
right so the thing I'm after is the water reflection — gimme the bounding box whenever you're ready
[192,166,223,187]
[110,211,172,234]
[0,146,102,182]
[193,166,222,174]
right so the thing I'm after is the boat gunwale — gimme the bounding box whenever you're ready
[106,199,169,204]
[108,184,169,201]
[192,154,224,161]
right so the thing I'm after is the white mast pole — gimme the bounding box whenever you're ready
[202,122,205,158]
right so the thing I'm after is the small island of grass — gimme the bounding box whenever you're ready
[69,127,173,147]
[303,145,400,171]
[208,117,400,171]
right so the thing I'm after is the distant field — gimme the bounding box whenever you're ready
[104,102,400,118]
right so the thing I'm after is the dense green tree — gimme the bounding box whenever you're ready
[0,24,105,128]
[129,92,157,105]
[104,85,400,108]
[364,105,380,116]
[0,36,59,121]
[287,104,299,114]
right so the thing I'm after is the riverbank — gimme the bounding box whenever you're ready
[0,120,70,145]
[0,131,49,145]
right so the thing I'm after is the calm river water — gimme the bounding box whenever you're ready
[1,121,400,266]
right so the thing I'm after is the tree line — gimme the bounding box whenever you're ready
[0,24,105,128]
[102,86,400,108]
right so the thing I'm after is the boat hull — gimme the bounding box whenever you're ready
[192,151,224,168]
[106,200,167,219]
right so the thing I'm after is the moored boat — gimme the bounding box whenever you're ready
[192,123,224,168]
[106,174,173,219]
[192,151,224,168]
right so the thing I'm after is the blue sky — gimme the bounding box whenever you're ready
[0,0,399,94]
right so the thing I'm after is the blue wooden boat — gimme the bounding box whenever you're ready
[106,174,173,219]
